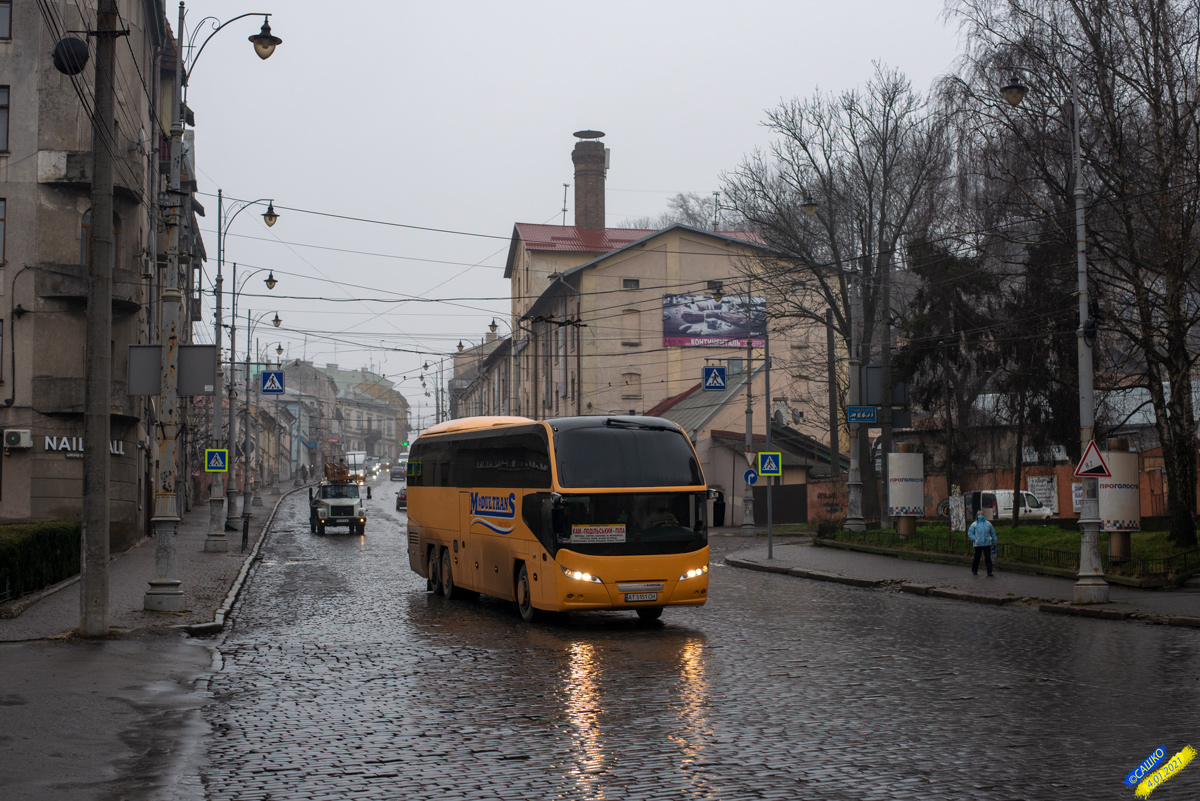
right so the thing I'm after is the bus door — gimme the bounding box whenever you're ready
[457,491,482,594]
[464,489,517,601]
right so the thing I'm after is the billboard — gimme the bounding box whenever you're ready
[662,293,766,347]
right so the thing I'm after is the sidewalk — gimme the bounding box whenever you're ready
[0,485,301,642]
[719,530,1200,628]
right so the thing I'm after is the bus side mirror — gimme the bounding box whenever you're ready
[550,492,566,537]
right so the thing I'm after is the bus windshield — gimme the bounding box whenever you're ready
[523,491,707,556]
[554,424,702,488]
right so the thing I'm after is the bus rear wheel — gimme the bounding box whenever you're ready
[636,606,663,622]
[440,549,463,600]
[516,563,539,623]
[427,549,442,595]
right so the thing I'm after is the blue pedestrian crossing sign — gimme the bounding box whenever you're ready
[702,366,727,391]
[261,371,285,394]
[758,451,783,477]
[743,468,758,485]
[204,449,229,472]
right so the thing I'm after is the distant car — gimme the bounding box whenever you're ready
[395,483,407,510]
[963,489,1053,521]
[390,464,405,481]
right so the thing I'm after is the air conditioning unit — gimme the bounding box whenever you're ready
[4,429,33,448]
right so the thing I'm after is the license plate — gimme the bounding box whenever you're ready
[625,592,657,602]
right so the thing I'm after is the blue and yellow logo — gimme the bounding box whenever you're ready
[470,492,517,535]
[1125,744,1195,798]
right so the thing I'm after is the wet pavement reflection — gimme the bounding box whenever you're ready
[201,481,1200,800]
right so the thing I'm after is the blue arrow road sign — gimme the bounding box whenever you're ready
[702,365,727,391]
[847,405,877,424]
[743,468,758,485]
[261,371,284,394]
[758,451,783,477]
[204,449,229,472]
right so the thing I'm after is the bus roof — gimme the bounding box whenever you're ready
[420,415,537,437]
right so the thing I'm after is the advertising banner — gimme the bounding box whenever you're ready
[662,293,765,348]
[887,452,925,517]
[1100,451,1140,531]
[1027,475,1059,515]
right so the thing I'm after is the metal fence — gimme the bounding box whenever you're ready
[826,530,1200,578]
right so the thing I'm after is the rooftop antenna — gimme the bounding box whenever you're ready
[712,191,721,231]
[562,183,569,225]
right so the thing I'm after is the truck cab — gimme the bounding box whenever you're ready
[310,463,368,535]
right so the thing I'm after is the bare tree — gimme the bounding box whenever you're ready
[620,192,733,230]
[945,0,1200,546]
[722,63,947,518]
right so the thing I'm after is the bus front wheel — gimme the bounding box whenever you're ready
[427,549,442,595]
[636,606,663,623]
[516,564,539,623]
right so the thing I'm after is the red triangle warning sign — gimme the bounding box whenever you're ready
[1074,440,1111,478]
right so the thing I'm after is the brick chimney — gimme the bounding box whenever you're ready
[571,130,607,230]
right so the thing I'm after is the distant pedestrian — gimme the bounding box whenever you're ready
[968,511,997,577]
[300,465,308,482]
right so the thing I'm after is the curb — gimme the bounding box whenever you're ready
[180,485,305,637]
[1038,603,1132,621]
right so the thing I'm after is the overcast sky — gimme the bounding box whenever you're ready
[185,0,965,423]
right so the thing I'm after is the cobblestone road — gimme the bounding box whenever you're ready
[201,481,1200,800]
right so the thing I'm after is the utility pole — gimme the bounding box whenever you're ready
[144,0,185,611]
[741,282,755,534]
[80,0,122,634]
[205,191,228,551]
[826,308,840,480]
[764,316,773,557]
[879,253,893,531]
[225,264,241,530]
[845,269,865,531]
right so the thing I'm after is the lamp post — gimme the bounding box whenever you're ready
[145,3,281,612]
[1003,72,1108,604]
[241,310,281,523]
[225,262,278,529]
[206,193,278,550]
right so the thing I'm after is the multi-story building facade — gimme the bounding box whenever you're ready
[0,1,198,549]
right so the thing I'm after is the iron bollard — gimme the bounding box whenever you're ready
[241,514,249,553]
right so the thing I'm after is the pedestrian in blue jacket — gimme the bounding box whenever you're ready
[968,512,997,577]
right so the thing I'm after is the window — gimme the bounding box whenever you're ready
[0,199,5,265]
[622,278,640,290]
[0,3,11,40]
[621,309,641,346]
[621,372,642,400]
[0,86,8,151]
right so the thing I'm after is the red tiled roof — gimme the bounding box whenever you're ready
[514,224,657,253]
[512,223,765,253]
[645,383,701,417]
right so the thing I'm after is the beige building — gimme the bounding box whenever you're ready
[452,133,842,523]
[0,1,191,549]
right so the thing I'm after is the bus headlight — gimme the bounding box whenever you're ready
[561,566,603,583]
[678,565,709,581]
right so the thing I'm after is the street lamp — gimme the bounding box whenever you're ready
[1004,71,1108,604]
[146,4,281,613]
[242,310,281,525]
[209,194,280,547]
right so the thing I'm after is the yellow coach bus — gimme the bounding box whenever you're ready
[405,415,710,622]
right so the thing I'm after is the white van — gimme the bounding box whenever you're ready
[964,490,1053,521]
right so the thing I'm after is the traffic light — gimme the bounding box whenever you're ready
[402,440,409,448]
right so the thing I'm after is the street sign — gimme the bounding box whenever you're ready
[1074,440,1111,478]
[847,405,877,424]
[204,449,229,473]
[702,365,727,391]
[758,451,783,477]
[743,450,757,468]
[743,468,758,485]
[261,371,284,394]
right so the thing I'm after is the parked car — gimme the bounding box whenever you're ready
[390,463,406,481]
[962,489,1053,521]
[395,482,407,511]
